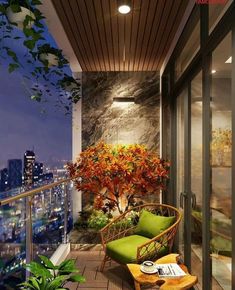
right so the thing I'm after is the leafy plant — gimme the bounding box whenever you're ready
[68,142,170,214]
[87,210,110,230]
[18,255,85,290]
[37,44,68,68]
[74,208,93,230]
[0,0,81,111]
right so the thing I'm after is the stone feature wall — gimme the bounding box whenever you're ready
[82,72,160,153]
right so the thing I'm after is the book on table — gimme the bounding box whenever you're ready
[155,263,186,278]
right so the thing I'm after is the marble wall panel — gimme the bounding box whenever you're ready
[82,71,160,153]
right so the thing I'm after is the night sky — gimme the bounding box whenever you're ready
[0,65,72,169]
[0,16,72,169]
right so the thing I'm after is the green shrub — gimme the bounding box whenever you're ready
[74,208,93,230]
[87,210,110,230]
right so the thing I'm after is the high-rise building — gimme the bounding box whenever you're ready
[8,159,22,189]
[23,150,35,186]
[33,162,43,182]
[0,168,9,192]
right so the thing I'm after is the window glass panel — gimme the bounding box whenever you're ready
[211,31,232,290]
[175,20,200,81]
[209,0,232,34]
[191,71,203,289]
[176,90,187,255]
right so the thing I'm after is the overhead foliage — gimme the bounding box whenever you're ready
[0,0,81,113]
[67,142,170,214]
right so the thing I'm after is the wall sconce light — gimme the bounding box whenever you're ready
[117,0,131,14]
[113,97,135,103]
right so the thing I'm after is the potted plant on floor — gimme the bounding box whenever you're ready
[68,142,170,214]
[19,255,85,290]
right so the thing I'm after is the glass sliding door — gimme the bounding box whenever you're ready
[210,32,232,290]
[191,71,203,289]
[176,89,187,257]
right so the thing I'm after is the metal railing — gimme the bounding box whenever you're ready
[0,178,72,283]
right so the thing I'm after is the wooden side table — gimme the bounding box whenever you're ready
[127,254,198,290]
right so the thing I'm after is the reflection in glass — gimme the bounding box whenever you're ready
[176,90,186,255]
[209,0,232,34]
[191,71,203,290]
[211,32,232,290]
[175,20,200,80]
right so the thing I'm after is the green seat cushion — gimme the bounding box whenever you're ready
[106,235,168,264]
[135,209,175,238]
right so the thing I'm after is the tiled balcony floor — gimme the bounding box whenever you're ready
[65,245,159,290]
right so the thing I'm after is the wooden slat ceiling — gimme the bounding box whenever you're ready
[52,0,189,71]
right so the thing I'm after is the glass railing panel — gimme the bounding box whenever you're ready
[0,197,26,289]
[31,181,73,260]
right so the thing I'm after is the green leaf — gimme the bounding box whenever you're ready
[23,27,35,37]
[28,277,41,290]
[34,22,44,28]
[24,39,36,50]
[7,49,18,62]
[32,0,42,5]
[31,95,41,102]
[0,4,6,13]
[68,274,86,283]
[8,63,19,73]
[58,259,77,273]
[39,255,56,269]
[9,4,21,13]
[25,261,53,278]
[18,282,36,289]
[46,275,68,289]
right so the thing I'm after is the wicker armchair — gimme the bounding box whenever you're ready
[100,203,181,271]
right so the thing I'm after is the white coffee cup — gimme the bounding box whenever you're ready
[142,261,155,272]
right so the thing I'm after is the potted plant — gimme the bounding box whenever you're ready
[6,0,36,29]
[38,44,68,68]
[19,255,85,289]
[67,142,170,214]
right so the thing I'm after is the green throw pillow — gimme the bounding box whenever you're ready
[135,209,175,238]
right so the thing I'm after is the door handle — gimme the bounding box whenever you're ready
[179,192,187,208]
[191,192,197,209]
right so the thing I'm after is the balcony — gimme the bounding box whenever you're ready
[0,0,235,289]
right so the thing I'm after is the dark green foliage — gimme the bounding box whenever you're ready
[18,255,85,290]
[0,0,81,112]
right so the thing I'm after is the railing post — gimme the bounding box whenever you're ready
[25,195,33,278]
[63,182,68,244]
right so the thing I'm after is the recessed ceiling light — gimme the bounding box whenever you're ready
[117,0,131,14]
[225,56,232,63]
[118,5,131,14]
[211,70,216,74]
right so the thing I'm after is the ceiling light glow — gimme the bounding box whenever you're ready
[211,70,216,74]
[118,4,131,14]
[225,56,232,63]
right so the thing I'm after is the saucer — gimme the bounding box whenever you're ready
[140,265,158,274]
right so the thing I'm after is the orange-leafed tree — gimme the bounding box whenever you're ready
[67,142,170,214]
